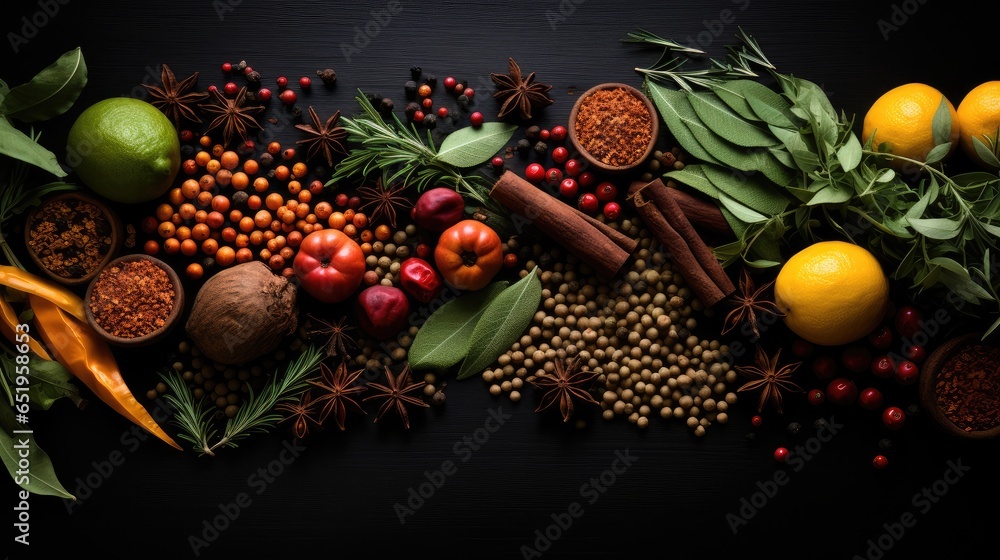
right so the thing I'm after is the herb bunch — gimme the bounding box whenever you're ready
[628,28,1000,334]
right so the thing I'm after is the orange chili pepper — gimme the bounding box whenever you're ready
[0,265,86,322]
[0,295,51,360]
[28,294,181,450]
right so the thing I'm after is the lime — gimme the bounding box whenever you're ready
[66,97,180,204]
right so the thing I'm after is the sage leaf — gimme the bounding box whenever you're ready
[749,149,797,186]
[433,122,517,168]
[928,257,993,303]
[0,116,66,177]
[457,268,542,380]
[645,81,722,165]
[805,183,852,206]
[908,217,962,240]
[836,133,862,172]
[1,354,82,410]
[769,125,820,172]
[924,142,952,165]
[709,80,761,122]
[0,405,74,499]
[2,47,87,122]
[972,136,1000,169]
[0,79,8,105]
[701,163,789,216]
[687,91,778,148]
[408,282,508,372]
[718,192,768,223]
[931,97,954,147]
[736,81,799,129]
[663,165,719,199]
[718,206,748,239]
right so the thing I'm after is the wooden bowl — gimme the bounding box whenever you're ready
[84,254,184,348]
[24,192,123,286]
[919,332,1000,440]
[568,82,659,174]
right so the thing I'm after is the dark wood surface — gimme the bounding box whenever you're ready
[4,0,999,558]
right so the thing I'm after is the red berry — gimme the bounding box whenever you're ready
[462,87,474,99]
[550,125,568,141]
[811,355,838,380]
[882,406,906,430]
[773,447,790,462]
[335,193,349,207]
[595,182,618,202]
[470,112,484,127]
[807,389,825,405]
[413,110,425,123]
[491,156,504,168]
[751,415,763,427]
[578,171,596,188]
[539,129,551,141]
[894,360,919,385]
[564,159,582,177]
[415,243,432,259]
[559,178,579,198]
[603,202,621,220]
[224,82,238,96]
[348,196,361,209]
[578,193,599,214]
[299,76,311,89]
[551,146,569,164]
[826,378,858,406]
[421,97,433,109]
[858,387,884,410]
[895,306,922,338]
[904,344,927,362]
[437,107,449,118]
[545,168,563,186]
[870,355,895,379]
[841,345,872,373]
[207,85,218,93]
[221,62,233,74]
[525,163,545,183]
[454,82,465,95]
[179,129,194,142]
[256,87,272,102]
[276,76,288,88]
[868,326,893,350]
[443,76,457,90]
[278,89,297,105]
[243,66,254,76]
[872,455,890,469]
[791,339,814,358]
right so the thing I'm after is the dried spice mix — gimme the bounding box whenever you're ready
[934,343,1000,432]
[573,86,653,167]
[89,259,175,338]
[27,197,114,280]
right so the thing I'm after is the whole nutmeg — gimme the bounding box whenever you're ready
[355,285,410,340]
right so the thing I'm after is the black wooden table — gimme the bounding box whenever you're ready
[4,0,999,558]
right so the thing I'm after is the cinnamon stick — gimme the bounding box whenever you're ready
[661,182,732,237]
[490,171,634,280]
[627,180,734,307]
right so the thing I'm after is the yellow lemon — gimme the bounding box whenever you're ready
[66,97,180,204]
[956,80,1000,169]
[774,241,889,346]
[862,83,960,169]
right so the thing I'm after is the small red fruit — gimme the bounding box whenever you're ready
[223,82,238,96]
[595,182,618,202]
[807,389,825,405]
[603,202,621,220]
[858,387,884,410]
[276,76,288,88]
[773,447,790,462]
[872,455,889,469]
[545,168,563,186]
[895,306,922,338]
[299,76,312,89]
[578,193,599,214]
[792,339,814,358]
[470,111,484,126]
[826,378,858,406]
[551,146,569,164]
[539,129,550,141]
[894,360,919,385]
[868,325,893,350]
[882,406,906,430]
[462,87,474,99]
[577,171,596,188]
[491,156,504,168]
[525,163,545,183]
[842,345,872,373]
[564,159,582,177]
[443,76,457,90]
[904,344,927,362]
[559,178,579,198]
[437,107,449,118]
[413,110,425,123]
[279,89,297,105]
[811,355,838,379]
[550,125,568,141]
[256,87,272,102]
[221,62,233,74]
[870,355,895,378]
[751,415,763,427]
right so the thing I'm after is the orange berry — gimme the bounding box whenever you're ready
[274,165,290,181]
[308,180,324,195]
[211,144,225,157]
[194,149,211,166]
[143,240,160,256]
[199,174,216,191]
[191,223,211,241]
[186,262,204,280]
[235,233,250,248]
[180,239,198,257]
[231,171,249,190]
[287,180,301,195]
[194,210,209,224]
[249,230,265,246]
[181,179,200,199]
[375,224,392,241]
[168,187,185,206]
[267,141,281,155]
[291,162,308,178]
[259,248,272,261]
[252,177,269,192]
[239,216,255,233]
[221,227,237,242]
[229,209,243,223]
[211,195,230,213]
[220,150,240,170]
[183,159,198,175]
[297,190,312,204]
[343,209,355,222]
[360,242,372,255]
[254,210,272,228]
[243,159,259,175]
[286,231,303,248]
[265,193,284,210]
[206,159,221,175]
[279,246,294,261]
[163,238,181,254]
[314,201,333,220]
[196,190,213,208]
[353,212,368,229]
[175,226,192,241]
[158,222,176,238]
[155,203,174,222]
[295,203,310,219]
[201,238,219,256]
[235,248,253,263]
[359,229,374,243]
[247,195,262,210]
[343,224,357,238]
[216,246,236,267]
[328,212,346,230]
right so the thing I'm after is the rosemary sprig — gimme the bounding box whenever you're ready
[162,344,324,456]
[327,90,494,206]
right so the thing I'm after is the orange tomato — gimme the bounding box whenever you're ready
[433,220,503,291]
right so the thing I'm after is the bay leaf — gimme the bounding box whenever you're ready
[2,47,87,122]
[457,268,542,380]
[433,122,518,168]
[644,81,722,165]
[0,404,74,499]
[687,90,778,148]
[0,116,66,177]
[408,281,508,372]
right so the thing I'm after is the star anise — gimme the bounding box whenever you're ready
[295,106,348,167]
[305,314,358,358]
[363,365,429,429]
[736,346,803,414]
[490,57,554,120]
[142,64,208,125]
[199,86,264,146]
[721,267,784,339]
[356,178,412,228]
[308,361,367,431]
[275,390,320,439]
[528,357,600,422]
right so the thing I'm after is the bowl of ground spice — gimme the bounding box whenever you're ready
[920,332,1000,440]
[24,192,123,286]
[568,83,658,174]
[84,254,184,348]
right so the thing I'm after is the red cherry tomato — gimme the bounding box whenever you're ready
[292,229,366,303]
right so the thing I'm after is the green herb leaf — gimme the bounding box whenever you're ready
[663,165,719,199]
[0,405,74,499]
[972,136,1000,169]
[768,124,820,172]
[805,183,853,206]
[836,133,862,172]
[924,142,952,165]
[687,91,778,148]
[457,268,542,380]
[701,163,789,215]
[408,282,509,372]
[931,96,954,147]
[709,81,761,121]
[0,116,66,177]
[0,80,9,105]
[645,81,722,164]
[718,192,768,223]
[1,47,87,122]
[433,122,518,168]
[908,217,963,240]
[0,353,82,410]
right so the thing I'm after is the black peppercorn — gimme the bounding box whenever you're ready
[516,139,531,154]
[878,438,893,450]
[180,145,194,157]
[424,74,436,88]
[258,152,274,166]
[786,422,802,435]
[246,70,261,83]
[526,125,541,140]
[410,66,422,80]
[404,102,420,119]
[235,60,247,72]
[457,94,469,107]
[404,80,418,98]
[423,113,437,129]
[366,91,383,103]
[533,141,548,156]
[379,97,395,114]
[232,190,249,206]
[290,106,302,119]
[316,68,337,86]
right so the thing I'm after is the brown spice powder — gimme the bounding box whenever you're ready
[89,259,175,339]
[934,343,1000,432]
[574,87,653,167]
[28,198,113,279]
